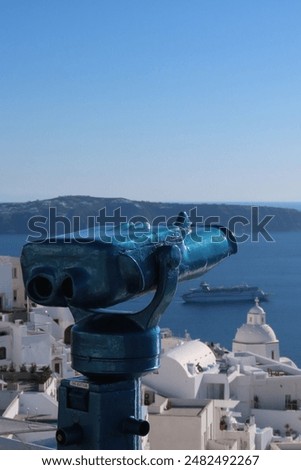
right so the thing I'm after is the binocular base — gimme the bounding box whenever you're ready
[56,376,149,450]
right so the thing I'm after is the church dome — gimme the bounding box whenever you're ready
[234,323,278,344]
[248,303,265,316]
[232,299,279,359]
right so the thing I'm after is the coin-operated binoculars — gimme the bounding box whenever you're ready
[21,212,236,450]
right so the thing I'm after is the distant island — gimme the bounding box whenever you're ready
[0,195,301,234]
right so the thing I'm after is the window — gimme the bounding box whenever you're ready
[64,325,73,345]
[0,347,6,360]
[13,290,17,302]
[285,394,291,409]
[207,383,225,399]
[12,267,17,279]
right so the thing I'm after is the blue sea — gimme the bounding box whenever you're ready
[1,231,301,366]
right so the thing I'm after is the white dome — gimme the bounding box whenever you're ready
[166,340,216,370]
[248,303,265,316]
[234,323,278,344]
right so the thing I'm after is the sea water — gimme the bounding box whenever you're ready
[1,231,301,365]
[161,231,301,366]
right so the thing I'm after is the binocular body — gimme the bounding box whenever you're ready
[21,219,237,311]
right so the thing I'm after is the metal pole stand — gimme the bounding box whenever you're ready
[56,245,181,450]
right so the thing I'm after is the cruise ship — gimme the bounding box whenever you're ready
[182,281,269,304]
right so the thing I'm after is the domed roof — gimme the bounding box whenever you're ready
[234,323,278,344]
[166,339,216,370]
[248,303,265,316]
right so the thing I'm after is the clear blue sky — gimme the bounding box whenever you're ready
[1,0,301,203]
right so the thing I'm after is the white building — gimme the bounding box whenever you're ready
[232,299,280,360]
[142,302,301,450]
[145,393,267,450]
[143,330,218,400]
[0,257,27,312]
[142,328,269,450]
[0,306,73,377]
[0,306,74,449]
[0,377,58,449]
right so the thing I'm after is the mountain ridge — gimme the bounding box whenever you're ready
[0,195,301,234]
